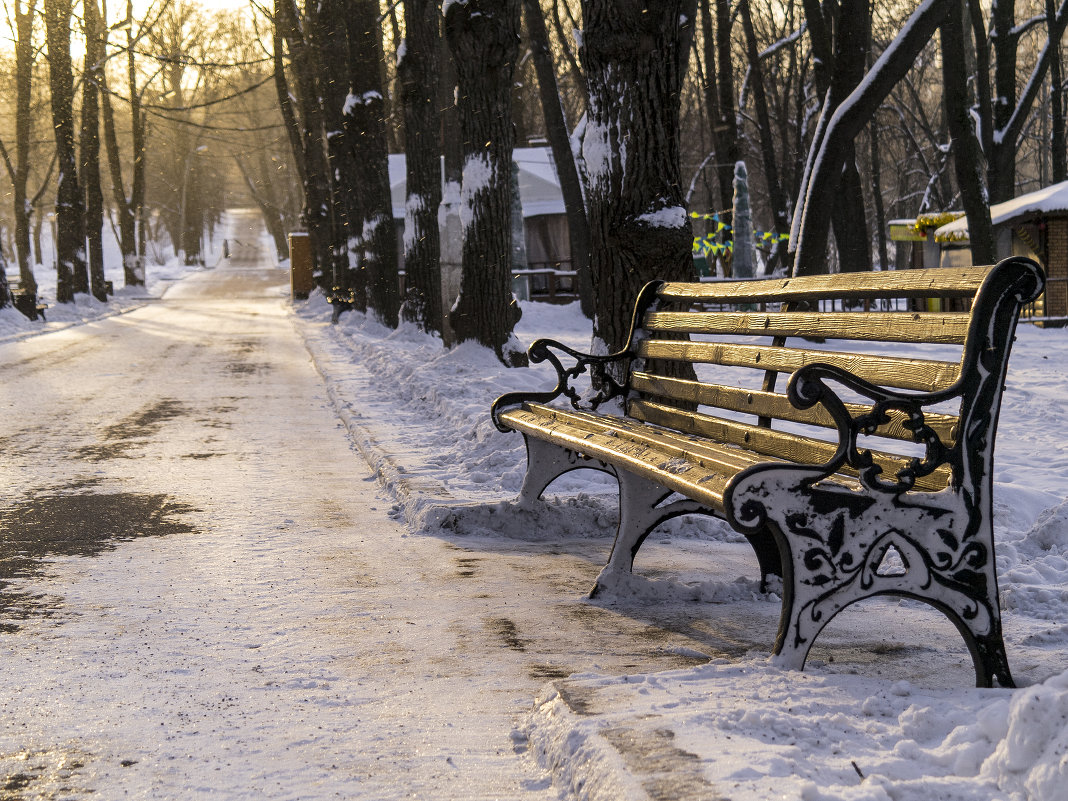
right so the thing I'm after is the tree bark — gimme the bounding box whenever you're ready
[346,0,400,327]
[522,0,593,318]
[580,0,697,361]
[44,0,86,302]
[793,0,953,277]
[979,0,1068,202]
[701,0,740,211]
[128,1,147,280]
[81,0,107,301]
[739,0,791,272]
[445,0,526,365]
[12,0,37,299]
[276,0,336,291]
[398,0,444,334]
[942,5,995,264]
[1048,0,1067,182]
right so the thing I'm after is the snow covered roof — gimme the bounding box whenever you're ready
[935,180,1068,241]
[388,147,566,220]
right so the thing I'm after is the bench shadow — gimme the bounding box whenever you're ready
[421,495,782,661]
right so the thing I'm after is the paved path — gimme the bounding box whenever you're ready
[0,212,729,800]
[1,212,551,798]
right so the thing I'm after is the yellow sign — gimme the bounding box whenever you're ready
[889,223,927,242]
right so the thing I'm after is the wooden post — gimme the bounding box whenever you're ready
[289,232,314,300]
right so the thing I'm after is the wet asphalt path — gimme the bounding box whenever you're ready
[0,210,756,799]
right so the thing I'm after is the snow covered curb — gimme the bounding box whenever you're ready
[520,660,1068,801]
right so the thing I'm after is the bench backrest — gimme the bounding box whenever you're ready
[625,259,1044,493]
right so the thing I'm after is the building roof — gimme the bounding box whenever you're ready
[388,147,566,220]
[935,180,1068,241]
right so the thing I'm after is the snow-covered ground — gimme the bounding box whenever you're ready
[4,210,1068,800]
[297,271,1068,801]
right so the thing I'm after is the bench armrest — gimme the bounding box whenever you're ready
[490,338,631,432]
[491,280,665,433]
[788,362,956,493]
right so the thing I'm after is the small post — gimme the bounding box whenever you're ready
[289,232,314,300]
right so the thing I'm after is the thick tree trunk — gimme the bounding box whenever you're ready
[315,0,358,295]
[346,0,399,327]
[445,0,526,365]
[44,0,86,303]
[398,0,444,334]
[580,0,696,362]
[81,0,107,301]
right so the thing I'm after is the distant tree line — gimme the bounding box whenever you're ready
[0,0,300,309]
[2,1,1067,369]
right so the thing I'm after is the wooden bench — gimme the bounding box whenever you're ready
[491,257,1044,688]
[8,282,48,321]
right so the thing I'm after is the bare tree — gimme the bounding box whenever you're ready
[345,0,399,327]
[445,0,527,365]
[44,0,86,302]
[398,0,444,334]
[81,0,108,300]
[580,0,696,361]
[5,0,39,301]
[522,0,592,317]
[792,0,954,277]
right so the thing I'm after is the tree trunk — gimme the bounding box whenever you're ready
[793,0,953,277]
[580,0,697,361]
[702,0,740,211]
[1048,0,1067,183]
[739,0,790,272]
[523,0,593,318]
[315,0,359,295]
[445,0,526,365]
[982,0,1068,203]
[399,0,444,334]
[12,0,37,299]
[942,6,995,264]
[100,83,138,283]
[81,0,107,301]
[276,0,336,291]
[44,0,86,303]
[128,2,147,283]
[346,0,400,327]
[869,117,890,272]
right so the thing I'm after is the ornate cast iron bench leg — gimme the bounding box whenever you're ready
[515,436,614,509]
[730,467,1016,688]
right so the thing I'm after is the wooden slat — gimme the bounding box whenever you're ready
[643,309,972,344]
[638,339,961,392]
[629,400,952,492]
[657,267,991,304]
[629,372,959,444]
[498,407,741,511]
[518,404,772,475]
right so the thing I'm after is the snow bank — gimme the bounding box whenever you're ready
[293,290,1068,801]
